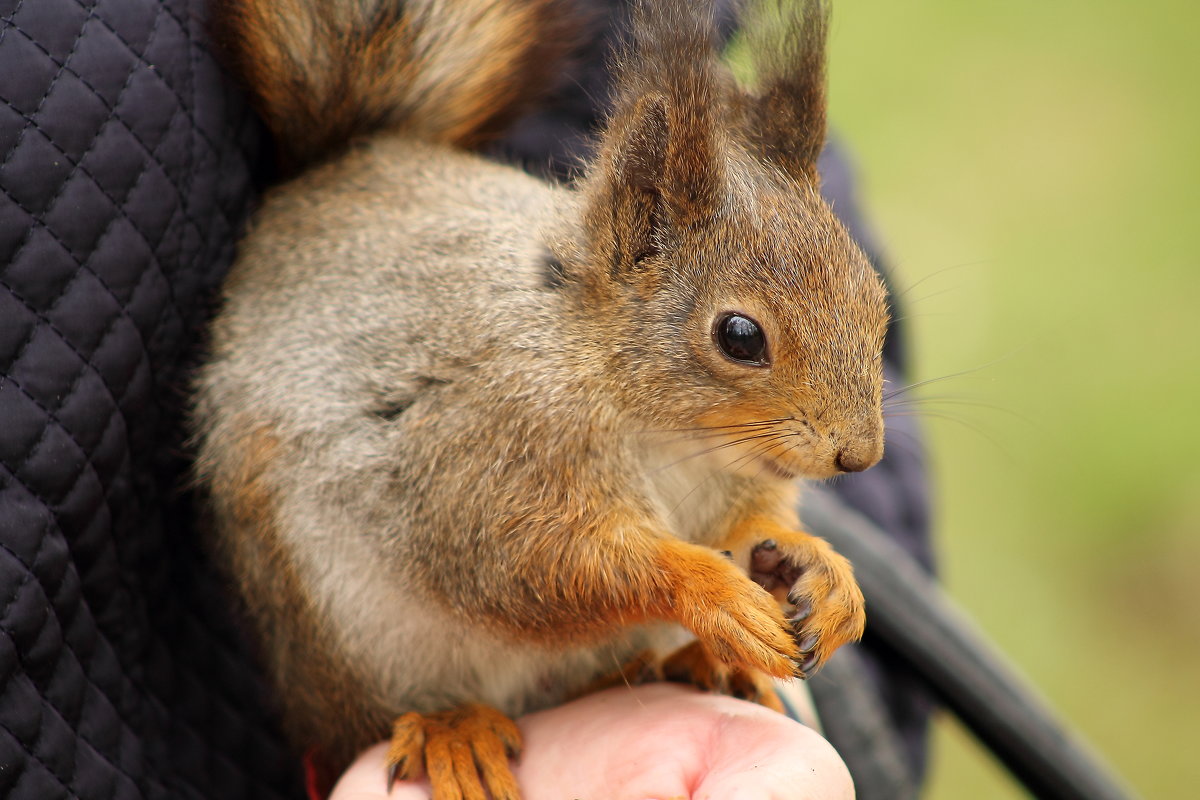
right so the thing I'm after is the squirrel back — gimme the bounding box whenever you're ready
[213,0,581,168]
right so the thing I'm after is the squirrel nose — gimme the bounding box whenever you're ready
[835,447,873,473]
[832,415,884,474]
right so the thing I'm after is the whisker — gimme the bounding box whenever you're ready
[886,395,998,408]
[742,440,787,491]
[662,433,793,518]
[716,432,811,522]
[889,310,959,325]
[883,348,1029,403]
[648,426,781,444]
[892,410,1014,456]
[726,433,793,472]
[878,426,925,461]
[883,368,992,401]
[889,396,1032,425]
[649,429,793,475]
[890,259,989,304]
[632,417,794,436]
[896,285,969,310]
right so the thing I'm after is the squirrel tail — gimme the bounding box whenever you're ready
[214,0,580,169]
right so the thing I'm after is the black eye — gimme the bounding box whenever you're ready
[714,313,769,366]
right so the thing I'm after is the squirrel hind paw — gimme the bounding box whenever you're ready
[660,641,788,714]
[386,705,523,800]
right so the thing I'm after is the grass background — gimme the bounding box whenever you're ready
[817,1,1199,797]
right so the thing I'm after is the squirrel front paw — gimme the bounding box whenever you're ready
[655,540,800,679]
[386,704,522,800]
[750,535,866,678]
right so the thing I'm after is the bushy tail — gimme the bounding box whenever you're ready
[214,0,579,169]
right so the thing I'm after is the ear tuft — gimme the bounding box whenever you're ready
[739,0,830,182]
[580,1,729,279]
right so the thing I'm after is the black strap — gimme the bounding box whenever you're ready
[802,491,1135,800]
[810,644,919,799]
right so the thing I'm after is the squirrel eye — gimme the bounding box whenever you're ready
[714,313,769,366]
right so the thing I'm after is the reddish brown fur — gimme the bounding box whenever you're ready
[389,705,523,800]
[444,504,799,679]
[212,0,582,170]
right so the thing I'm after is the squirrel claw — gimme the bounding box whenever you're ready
[794,631,825,678]
[796,632,819,654]
[798,650,823,678]
[789,597,814,623]
[385,760,401,793]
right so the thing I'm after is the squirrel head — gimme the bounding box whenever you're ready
[565,0,886,480]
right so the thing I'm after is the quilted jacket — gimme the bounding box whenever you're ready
[0,1,932,798]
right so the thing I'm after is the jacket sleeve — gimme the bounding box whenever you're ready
[0,2,300,798]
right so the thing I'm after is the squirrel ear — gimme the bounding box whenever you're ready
[581,1,726,279]
[591,94,670,272]
[583,91,723,276]
[742,0,830,183]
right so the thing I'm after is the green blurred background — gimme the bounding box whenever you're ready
[820,1,1199,797]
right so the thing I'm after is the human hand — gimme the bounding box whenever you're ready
[329,683,852,800]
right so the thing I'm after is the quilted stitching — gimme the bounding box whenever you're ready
[0,1,299,798]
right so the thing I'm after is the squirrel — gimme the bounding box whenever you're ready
[192,0,886,797]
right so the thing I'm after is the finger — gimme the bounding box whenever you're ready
[694,703,853,800]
